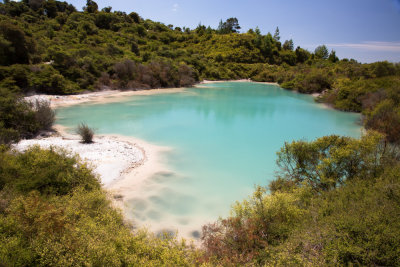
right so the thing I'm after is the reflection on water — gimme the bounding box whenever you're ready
[56,82,362,239]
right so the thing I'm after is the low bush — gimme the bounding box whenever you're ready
[76,123,94,144]
[33,99,55,130]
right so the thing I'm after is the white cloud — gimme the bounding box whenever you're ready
[327,41,400,52]
[172,3,179,12]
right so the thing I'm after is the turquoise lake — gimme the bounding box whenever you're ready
[56,82,362,238]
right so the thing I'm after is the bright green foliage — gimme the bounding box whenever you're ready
[0,146,99,194]
[314,45,329,59]
[201,132,400,266]
[0,147,199,266]
[276,132,387,192]
[201,185,309,265]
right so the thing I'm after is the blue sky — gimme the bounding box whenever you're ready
[58,0,400,62]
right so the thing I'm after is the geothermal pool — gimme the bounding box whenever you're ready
[56,82,362,239]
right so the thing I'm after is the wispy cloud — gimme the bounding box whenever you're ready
[172,3,179,12]
[326,41,400,52]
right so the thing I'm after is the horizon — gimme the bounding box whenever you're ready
[62,0,400,63]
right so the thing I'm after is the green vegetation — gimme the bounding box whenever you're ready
[0,0,399,265]
[0,89,55,145]
[0,146,198,266]
[76,123,94,143]
[201,132,400,266]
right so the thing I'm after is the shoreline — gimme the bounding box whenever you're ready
[25,87,187,109]
[200,79,279,86]
[14,124,194,240]
[52,125,172,207]
[24,80,281,108]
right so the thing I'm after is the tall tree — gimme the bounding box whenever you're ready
[283,39,294,50]
[0,21,35,65]
[273,27,280,41]
[314,45,329,59]
[328,50,338,62]
[217,17,241,34]
[84,0,98,13]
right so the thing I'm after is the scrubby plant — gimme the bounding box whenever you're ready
[76,123,94,144]
[0,146,199,266]
[33,99,55,130]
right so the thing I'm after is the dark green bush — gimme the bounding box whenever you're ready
[33,99,55,130]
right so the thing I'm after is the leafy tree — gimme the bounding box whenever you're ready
[28,0,44,11]
[282,39,294,50]
[273,26,280,41]
[43,0,57,18]
[314,45,329,59]
[101,6,112,13]
[328,50,338,62]
[218,17,241,34]
[0,88,38,142]
[276,133,386,192]
[84,0,98,13]
[0,21,36,65]
[128,12,140,23]
[295,46,310,63]
[365,99,400,144]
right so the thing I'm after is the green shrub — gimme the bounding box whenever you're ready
[76,123,94,144]
[0,146,99,195]
[33,100,55,130]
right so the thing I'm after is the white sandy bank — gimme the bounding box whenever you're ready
[13,134,144,186]
[24,88,186,108]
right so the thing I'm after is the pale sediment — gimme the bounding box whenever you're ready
[200,79,278,85]
[12,131,145,187]
[12,124,187,238]
[24,87,187,108]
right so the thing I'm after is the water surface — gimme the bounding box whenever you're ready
[57,82,362,238]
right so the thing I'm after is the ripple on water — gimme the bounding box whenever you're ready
[191,230,201,239]
[146,209,163,220]
[177,217,190,225]
[129,198,148,212]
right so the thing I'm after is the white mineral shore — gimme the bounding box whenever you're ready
[24,88,186,108]
[13,133,145,186]
[13,124,170,197]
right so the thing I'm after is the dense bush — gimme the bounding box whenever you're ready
[201,132,400,266]
[33,99,55,130]
[0,147,199,265]
[0,146,98,194]
[0,88,55,145]
[0,88,38,144]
